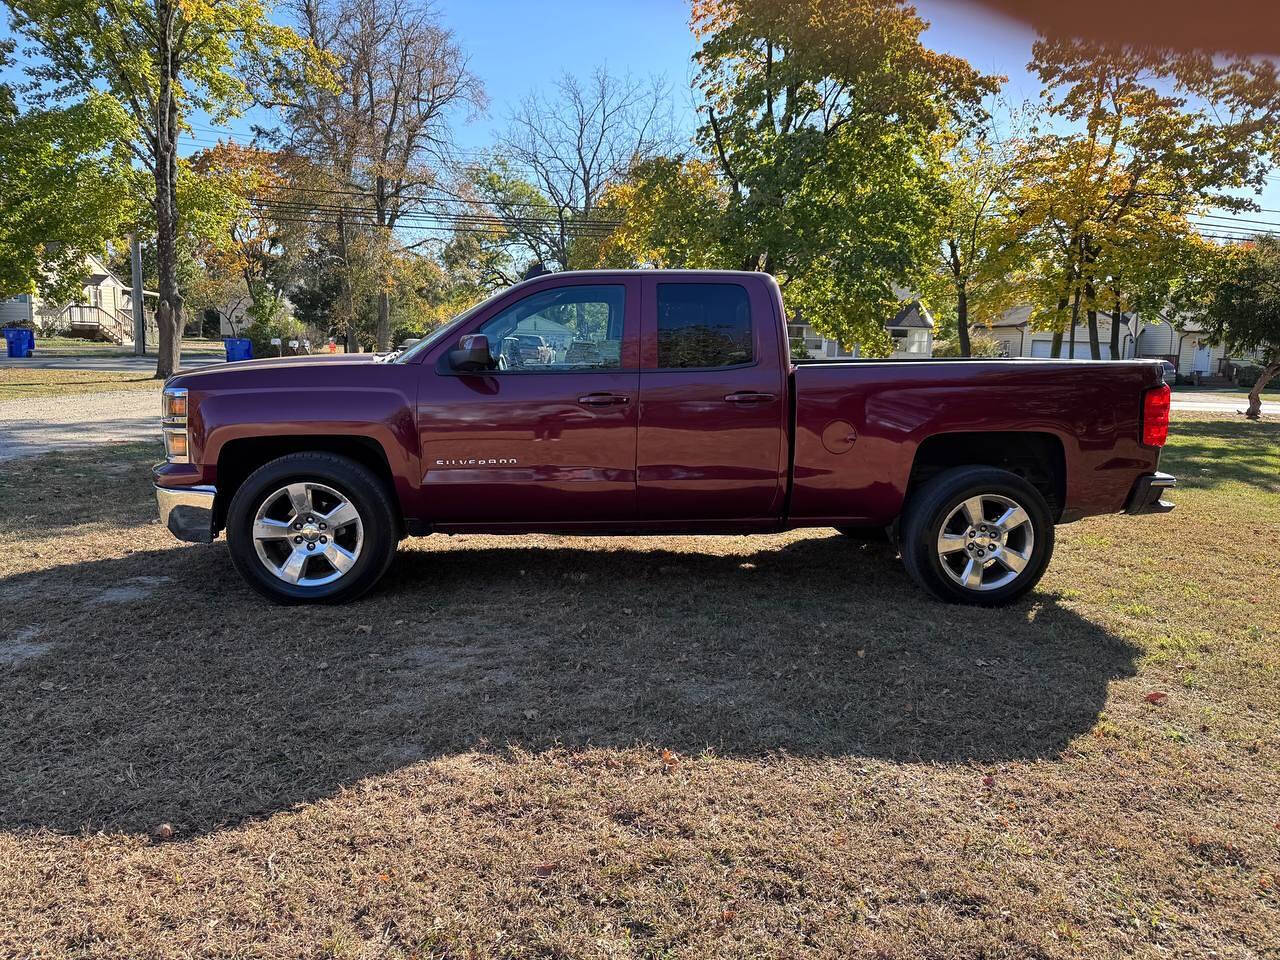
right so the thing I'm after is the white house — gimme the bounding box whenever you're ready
[1133,317,1226,379]
[788,300,936,359]
[986,305,1145,360]
[0,253,155,344]
[985,305,1252,379]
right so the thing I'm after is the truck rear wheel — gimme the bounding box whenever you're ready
[900,466,1053,606]
[226,452,398,604]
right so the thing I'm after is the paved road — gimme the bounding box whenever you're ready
[0,353,222,373]
[1171,395,1279,415]
[0,389,160,461]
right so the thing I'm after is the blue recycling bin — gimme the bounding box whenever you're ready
[3,327,33,358]
[223,337,253,362]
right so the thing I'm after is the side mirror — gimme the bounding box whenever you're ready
[448,333,493,371]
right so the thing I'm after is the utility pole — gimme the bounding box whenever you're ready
[130,235,146,355]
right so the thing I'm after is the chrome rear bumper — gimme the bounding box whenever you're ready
[155,484,217,543]
[1125,472,1177,515]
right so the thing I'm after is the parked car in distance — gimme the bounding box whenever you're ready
[155,270,1176,606]
[500,333,556,366]
[1161,360,1177,385]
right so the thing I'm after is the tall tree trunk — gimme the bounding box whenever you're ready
[1086,309,1101,359]
[1109,299,1123,358]
[336,209,359,353]
[1068,287,1082,359]
[153,0,182,379]
[1246,360,1280,419]
[957,285,971,357]
[1050,294,1068,358]
[376,291,391,352]
[1085,280,1101,360]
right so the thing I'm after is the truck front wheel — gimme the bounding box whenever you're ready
[899,466,1054,606]
[226,452,398,604]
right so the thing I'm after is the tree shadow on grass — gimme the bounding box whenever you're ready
[0,533,1136,836]
[1163,418,1280,493]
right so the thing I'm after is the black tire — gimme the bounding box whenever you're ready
[226,452,398,604]
[899,466,1054,606]
[834,525,889,542]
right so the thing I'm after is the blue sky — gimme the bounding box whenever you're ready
[3,0,1278,219]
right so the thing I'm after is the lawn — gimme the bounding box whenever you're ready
[28,336,226,357]
[0,367,162,399]
[0,412,1276,959]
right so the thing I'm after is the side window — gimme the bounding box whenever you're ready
[656,283,753,369]
[477,284,626,372]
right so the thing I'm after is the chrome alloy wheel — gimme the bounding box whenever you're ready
[251,482,364,587]
[935,493,1035,593]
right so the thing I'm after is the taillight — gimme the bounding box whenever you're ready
[1142,383,1171,447]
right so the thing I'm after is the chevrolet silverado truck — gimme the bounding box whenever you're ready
[154,270,1175,605]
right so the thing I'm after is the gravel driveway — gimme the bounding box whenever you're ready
[0,389,160,461]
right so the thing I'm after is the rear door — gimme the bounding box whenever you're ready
[417,277,640,524]
[636,277,788,520]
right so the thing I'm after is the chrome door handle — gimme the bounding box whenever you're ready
[724,391,776,403]
[577,393,630,406]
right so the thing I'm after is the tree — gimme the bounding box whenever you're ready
[1019,37,1280,358]
[479,67,674,271]
[691,0,1000,353]
[584,156,734,269]
[931,116,1030,356]
[6,0,322,376]
[1203,237,1280,419]
[285,0,483,349]
[189,143,307,329]
[0,40,133,303]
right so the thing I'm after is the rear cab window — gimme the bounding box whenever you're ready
[656,283,753,369]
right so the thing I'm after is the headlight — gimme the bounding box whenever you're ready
[161,387,189,463]
[162,428,189,462]
[162,390,188,421]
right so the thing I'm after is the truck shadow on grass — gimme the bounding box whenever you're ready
[0,533,1136,836]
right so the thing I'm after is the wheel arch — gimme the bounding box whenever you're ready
[906,431,1067,522]
[213,436,402,536]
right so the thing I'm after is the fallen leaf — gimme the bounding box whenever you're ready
[39,681,54,691]
[523,709,539,720]
[532,861,558,878]
[982,775,995,788]
[1144,691,1169,705]
[355,624,372,634]
[856,648,866,659]
[151,823,175,840]
[661,748,679,768]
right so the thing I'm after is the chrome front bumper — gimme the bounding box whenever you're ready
[155,484,217,543]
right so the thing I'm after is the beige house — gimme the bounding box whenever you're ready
[985,305,1248,378]
[986,305,1144,360]
[0,253,155,344]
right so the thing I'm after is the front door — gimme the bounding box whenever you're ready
[636,278,787,520]
[417,278,640,524]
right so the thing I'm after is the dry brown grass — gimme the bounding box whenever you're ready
[0,413,1277,959]
[0,368,161,399]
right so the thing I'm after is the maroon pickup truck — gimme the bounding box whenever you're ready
[155,270,1175,605]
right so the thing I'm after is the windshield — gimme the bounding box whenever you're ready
[392,290,503,364]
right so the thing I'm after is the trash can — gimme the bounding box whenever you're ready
[3,327,33,358]
[223,337,253,362]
